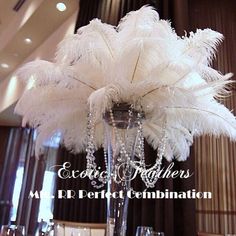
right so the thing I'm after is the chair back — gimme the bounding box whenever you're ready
[53,220,106,236]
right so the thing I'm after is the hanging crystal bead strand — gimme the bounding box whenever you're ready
[124,104,135,175]
[103,134,109,182]
[135,112,145,168]
[85,110,107,189]
[141,120,167,188]
[109,108,125,184]
[86,106,167,189]
[85,111,96,174]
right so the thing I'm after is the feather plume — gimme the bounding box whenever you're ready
[183,28,224,65]
[118,6,159,39]
[14,6,236,162]
[15,60,70,86]
[56,19,117,68]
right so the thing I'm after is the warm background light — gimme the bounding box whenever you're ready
[56,2,67,12]
[1,63,9,68]
[24,38,32,44]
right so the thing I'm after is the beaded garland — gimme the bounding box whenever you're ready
[86,103,167,189]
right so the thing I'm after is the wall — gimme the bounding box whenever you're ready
[0,11,78,117]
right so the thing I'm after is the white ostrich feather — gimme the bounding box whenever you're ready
[14,6,236,161]
[56,19,117,67]
[153,20,178,40]
[183,28,224,65]
[16,60,66,85]
[15,59,88,89]
[117,6,159,39]
[88,83,121,121]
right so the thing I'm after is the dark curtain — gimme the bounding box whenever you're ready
[75,0,190,33]
[17,153,48,236]
[54,149,106,222]
[75,0,101,30]
[189,0,236,234]
[0,127,25,227]
[0,127,48,236]
[54,1,196,236]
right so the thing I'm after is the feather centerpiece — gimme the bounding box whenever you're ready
[15,6,236,164]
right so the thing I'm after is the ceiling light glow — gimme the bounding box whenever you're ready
[24,38,32,44]
[1,63,9,69]
[56,2,67,12]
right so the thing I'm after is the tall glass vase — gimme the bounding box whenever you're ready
[103,103,141,236]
